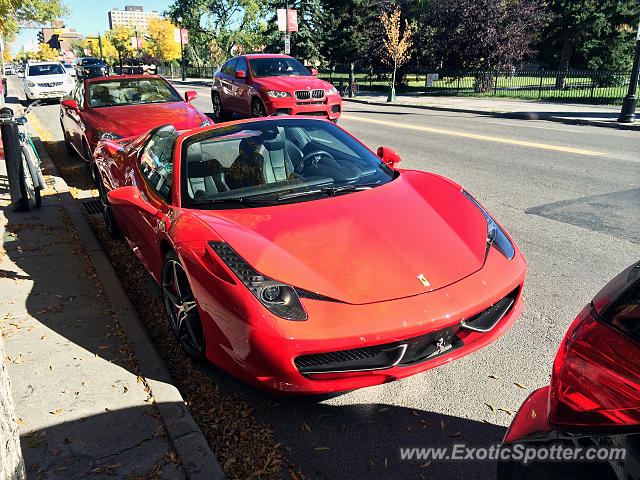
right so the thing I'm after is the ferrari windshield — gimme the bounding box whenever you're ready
[249,57,310,77]
[87,78,181,107]
[181,118,395,209]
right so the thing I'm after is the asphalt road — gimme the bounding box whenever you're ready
[7,75,640,479]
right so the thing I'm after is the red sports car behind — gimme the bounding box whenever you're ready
[94,117,526,394]
[211,54,341,123]
[60,74,210,181]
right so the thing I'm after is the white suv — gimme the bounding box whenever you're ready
[21,62,74,102]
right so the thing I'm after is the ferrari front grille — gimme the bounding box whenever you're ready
[295,288,520,375]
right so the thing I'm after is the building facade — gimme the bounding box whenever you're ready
[108,6,161,32]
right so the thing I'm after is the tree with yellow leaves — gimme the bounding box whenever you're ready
[147,17,181,62]
[36,42,58,61]
[380,7,414,102]
[107,25,135,65]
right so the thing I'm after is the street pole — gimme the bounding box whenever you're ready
[618,19,640,123]
[98,32,103,61]
[285,0,289,55]
[134,27,140,63]
[178,16,185,81]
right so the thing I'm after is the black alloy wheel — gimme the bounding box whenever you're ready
[161,251,206,360]
[96,171,122,239]
[251,98,267,118]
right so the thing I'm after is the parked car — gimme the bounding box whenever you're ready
[75,57,109,79]
[61,62,76,76]
[60,74,210,180]
[20,61,74,102]
[211,54,341,123]
[500,260,640,479]
[93,116,526,394]
[3,64,15,75]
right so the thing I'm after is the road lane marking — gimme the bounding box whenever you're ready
[341,114,602,156]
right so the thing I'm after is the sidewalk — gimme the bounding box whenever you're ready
[166,77,639,131]
[0,114,224,478]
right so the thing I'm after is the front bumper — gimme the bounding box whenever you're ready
[262,93,342,120]
[183,243,527,394]
[25,84,73,100]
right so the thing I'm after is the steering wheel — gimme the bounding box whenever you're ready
[295,150,335,173]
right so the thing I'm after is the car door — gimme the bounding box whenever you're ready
[62,81,84,153]
[229,57,251,115]
[115,126,178,280]
[218,58,238,110]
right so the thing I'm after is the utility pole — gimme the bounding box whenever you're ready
[178,16,185,81]
[284,0,290,55]
[98,32,103,61]
[134,26,140,63]
[618,18,640,123]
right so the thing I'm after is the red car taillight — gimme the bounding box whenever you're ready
[548,304,640,430]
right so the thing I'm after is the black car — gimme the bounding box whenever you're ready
[76,58,109,79]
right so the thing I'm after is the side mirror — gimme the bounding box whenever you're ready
[61,99,80,112]
[185,90,198,103]
[235,70,246,79]
[310,68,318,76]
[377,146,402,169]
[107,186,158,216]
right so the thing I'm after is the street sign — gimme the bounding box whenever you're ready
[284,34,290,55]
[277,9,298,32]
[130,37,143,49]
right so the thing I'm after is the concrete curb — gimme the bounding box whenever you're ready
[30,134,227,480]
[343,97,640,131]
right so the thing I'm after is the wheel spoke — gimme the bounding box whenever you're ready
[172,261,183,299]
[182,310,201,347]
[162,286,180,307]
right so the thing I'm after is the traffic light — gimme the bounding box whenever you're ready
[37,31,44,43]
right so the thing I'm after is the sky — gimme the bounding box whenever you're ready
[11,0,172,53]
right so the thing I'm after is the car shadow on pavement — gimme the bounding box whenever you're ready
[15,404,183,479]
[0,197,142,378]
[199,361,507,480]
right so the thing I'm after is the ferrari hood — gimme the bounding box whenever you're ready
[86,102,206,138]
[200,171,489,305]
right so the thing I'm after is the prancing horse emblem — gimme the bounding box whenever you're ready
[436,337,446,353]
[417,274,430,287]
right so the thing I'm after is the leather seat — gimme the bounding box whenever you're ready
[185,142,229,198]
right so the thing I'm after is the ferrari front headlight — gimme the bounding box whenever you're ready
[207,241,307,321]
[462,190,515,260]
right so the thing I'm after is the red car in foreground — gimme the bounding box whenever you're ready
[94,117,526,394]
[211,54,341,123]
[60,75,210,180]
[501,261,640,479]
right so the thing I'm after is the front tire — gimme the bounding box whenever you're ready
[96,171,122,239]
[211,91,228,122]
[251,97,267,118]
[161,251,206,360]
[16,150,38,211]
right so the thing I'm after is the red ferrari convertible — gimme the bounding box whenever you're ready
[94,117,526,394]
[60,75,210,181]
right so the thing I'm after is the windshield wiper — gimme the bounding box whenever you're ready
[190,196,275,208]
[277,184,377,201]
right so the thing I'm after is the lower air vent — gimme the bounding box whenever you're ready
[295,344,407,375]
[460,287,519,333]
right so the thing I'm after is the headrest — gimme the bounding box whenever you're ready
[187,158,222,178]
[262,139,285,151]
[185,142,202,165]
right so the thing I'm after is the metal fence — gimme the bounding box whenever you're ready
[318,69,635,104]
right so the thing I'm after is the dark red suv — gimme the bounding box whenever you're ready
[211,54,341,122]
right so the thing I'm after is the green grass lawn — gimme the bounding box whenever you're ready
[319,72,628,105]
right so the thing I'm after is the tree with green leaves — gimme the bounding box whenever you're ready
[0,0,68,40]
[320,0,379,97]
[166,0,270,67]
[535,0,637,88]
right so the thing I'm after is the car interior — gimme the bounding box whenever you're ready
[183,121,389,204]
[88,79,180,107]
